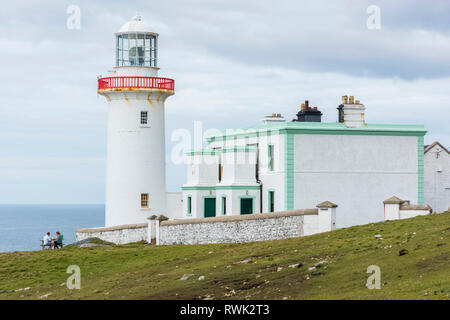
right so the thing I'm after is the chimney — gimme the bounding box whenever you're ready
[337,95,365,128]
[293,100,323,122]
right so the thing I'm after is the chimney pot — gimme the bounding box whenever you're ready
[349,96,355,104]
[305,100,309,109]
[342,96,348,104]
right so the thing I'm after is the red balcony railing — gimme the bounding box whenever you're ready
[98,76,175,91]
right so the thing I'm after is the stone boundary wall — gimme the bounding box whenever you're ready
[76,223,147,245]
[158,209,317,245]
[75,202,337,246]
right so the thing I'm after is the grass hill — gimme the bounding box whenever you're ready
[0,212,449,300]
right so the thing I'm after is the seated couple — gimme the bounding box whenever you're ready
[42,231,64,249]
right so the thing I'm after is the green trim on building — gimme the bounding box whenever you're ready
[186,146,257,156]
[284,134,294,211]
[182,185,260,191]
[417,136,425,204]
[221,146,258,153]
[185,150,219,156]
[206,122,426,143]
[238,195,256,215]
[182,186,216,191]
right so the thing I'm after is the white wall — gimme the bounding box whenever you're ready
[185,154,219,186]
[166,192,183,219]
[292,134,419,227]
[424,145,450,213]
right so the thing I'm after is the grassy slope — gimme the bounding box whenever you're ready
[0,212,449,300]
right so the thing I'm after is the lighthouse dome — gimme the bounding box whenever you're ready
[117,14,155,34]
[115,14,158,67]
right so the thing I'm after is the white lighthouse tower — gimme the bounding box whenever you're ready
[98,15,174,227]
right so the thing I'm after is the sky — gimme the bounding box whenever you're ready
[0,0,449,204]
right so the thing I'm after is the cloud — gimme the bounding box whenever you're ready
[0,0,448,202]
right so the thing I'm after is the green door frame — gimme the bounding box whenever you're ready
[202,195,216,218]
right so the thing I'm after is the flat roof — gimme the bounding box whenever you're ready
[206,121,426,142]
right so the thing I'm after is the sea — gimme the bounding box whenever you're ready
[0,204,104,253]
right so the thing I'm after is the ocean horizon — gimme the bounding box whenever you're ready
[0,204,105,253]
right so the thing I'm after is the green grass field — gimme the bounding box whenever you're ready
[0,212,449,300]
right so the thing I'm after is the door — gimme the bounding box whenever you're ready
[240,198,253,215]
[204,197,216,217]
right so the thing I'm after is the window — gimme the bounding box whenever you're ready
[140,111,148,125]
[116,33,157,67]
[141,193,149,208]
[268,144,274,171]
[222,196,227,215]
[268,191,275,212]
[187,196,192,216]
[218,163,223,182]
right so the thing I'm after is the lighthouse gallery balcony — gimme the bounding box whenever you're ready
[98,76,174,92]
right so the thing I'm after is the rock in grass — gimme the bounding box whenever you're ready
[289,263,302,268]
[399,249,409,256]
[240,258,251,264]
[198,276,205,281]
[180,274,194,281]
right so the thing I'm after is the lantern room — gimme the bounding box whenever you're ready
[115,14,158,67]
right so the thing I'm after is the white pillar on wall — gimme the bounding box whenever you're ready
[147,215,157,244]
[316,201,337,233]
[383,196,403,220]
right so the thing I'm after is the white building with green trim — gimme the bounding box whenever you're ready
[182,98,427,227]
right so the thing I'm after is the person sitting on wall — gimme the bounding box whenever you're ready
[52,231,64,249]
[42,232,52,249]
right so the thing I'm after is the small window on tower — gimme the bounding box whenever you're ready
[141,193,149,209]
[140,111,148,125]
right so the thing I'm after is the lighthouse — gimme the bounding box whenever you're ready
[98,15,175,227]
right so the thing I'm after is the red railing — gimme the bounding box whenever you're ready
[98,76,175,91]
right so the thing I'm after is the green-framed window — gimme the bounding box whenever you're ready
[187,196,192,216]
[239,196,255,215]
[221,196,227,215]
[268,190,275,212]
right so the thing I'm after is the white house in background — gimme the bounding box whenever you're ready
[424,141,450,213]
[182,96,427,228]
